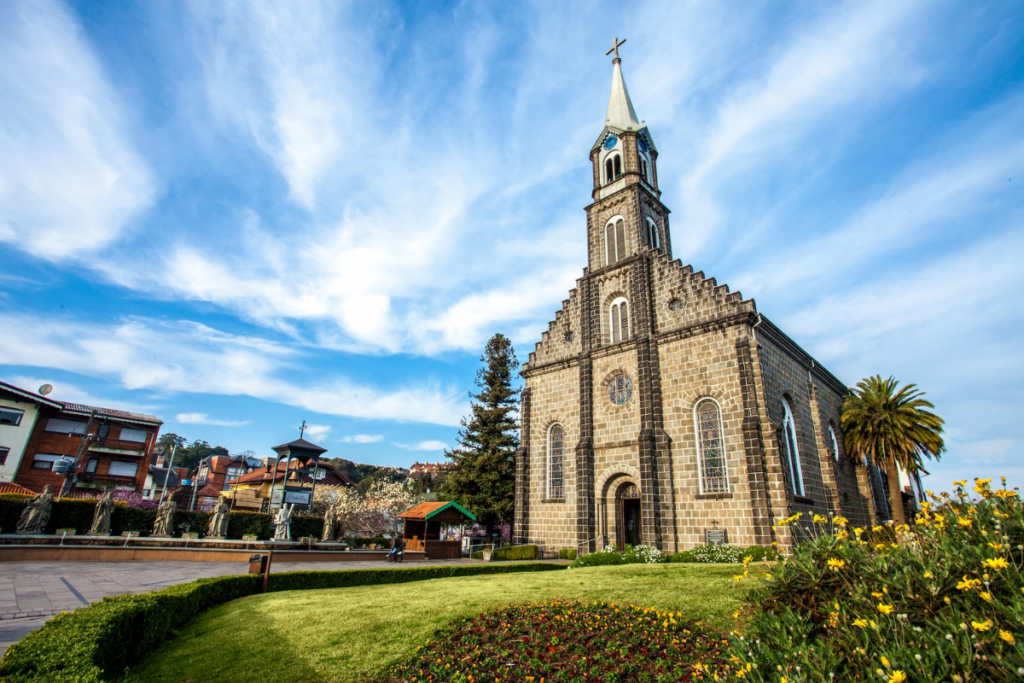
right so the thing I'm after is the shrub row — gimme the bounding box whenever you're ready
[557,548,577,560]
[0,497,325,540]
[491,544,538,561]
[0,562,564,683]
[668,544,780,564]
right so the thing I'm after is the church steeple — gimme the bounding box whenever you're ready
[605,50,641,130]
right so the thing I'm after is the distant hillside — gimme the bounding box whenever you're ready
[324,458,410,484]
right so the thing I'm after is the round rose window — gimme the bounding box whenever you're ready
[608,374,633,405]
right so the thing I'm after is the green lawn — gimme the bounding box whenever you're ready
[130,563,754,683]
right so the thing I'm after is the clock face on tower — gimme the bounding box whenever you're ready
[603,134,619,150]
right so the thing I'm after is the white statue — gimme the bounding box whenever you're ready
[274,503,294,541]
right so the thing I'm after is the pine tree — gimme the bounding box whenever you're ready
[440,333,520,535]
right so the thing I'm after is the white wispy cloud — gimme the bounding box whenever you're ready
[0,313,466,426]
[0,0,154,260]
[301,423,331,442]
[339,434,383,444]
[176,412,251,428]
[395,440,448,452]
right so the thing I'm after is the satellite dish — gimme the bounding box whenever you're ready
[38,384,53,396]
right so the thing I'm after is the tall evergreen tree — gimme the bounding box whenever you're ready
[440,333,520,535]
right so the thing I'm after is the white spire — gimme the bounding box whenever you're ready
[605,58,641,130]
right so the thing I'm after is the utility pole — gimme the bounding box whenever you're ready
[157,443,179,508]
[59,410,97,501]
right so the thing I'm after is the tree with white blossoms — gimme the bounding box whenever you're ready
[312,485,366,537]
[361,478,416,538]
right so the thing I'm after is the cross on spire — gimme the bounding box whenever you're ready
[606,36,626,61]
[299,420,307,439]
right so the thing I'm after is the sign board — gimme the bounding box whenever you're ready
[705,529,728,546]
[283,490,311,506]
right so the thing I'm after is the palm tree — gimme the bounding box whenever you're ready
[841,375,944,524]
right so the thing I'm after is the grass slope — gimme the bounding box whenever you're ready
[130,563,753,683]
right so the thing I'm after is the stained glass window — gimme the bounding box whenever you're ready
[669,298,683,311]
[696,399,728,493]
[547,424,564,499]
[608,374,633,405]
[781,398,804,496]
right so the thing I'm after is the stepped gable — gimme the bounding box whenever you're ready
[527,280,583,367]
[649,247,756,336]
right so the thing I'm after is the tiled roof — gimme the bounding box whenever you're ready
[0,381,62,409]
[0,482,36,496]
[59,402,162,425]
[196,484,223,498]
[398,501,476,522]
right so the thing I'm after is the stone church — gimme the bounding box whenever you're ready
[514,48,894,555]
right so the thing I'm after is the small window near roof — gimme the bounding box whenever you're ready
[0,447,8,465]
[32,453,62,470]
[0,408,24,426]
[46,418,87,434]
[119,428,147,443]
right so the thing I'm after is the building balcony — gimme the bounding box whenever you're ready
[88,439,147,457]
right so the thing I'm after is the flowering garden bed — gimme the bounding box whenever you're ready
[382,600,728,682]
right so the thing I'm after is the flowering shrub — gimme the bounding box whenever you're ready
[721,477,1023,682]
[382,600,728,682]
[669,544,781,564]
[569,544,668,569]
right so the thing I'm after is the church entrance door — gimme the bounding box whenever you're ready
[616,482,641,549]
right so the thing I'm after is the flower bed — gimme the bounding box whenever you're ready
[382,600,729,682]
[569,544,667,568]
[722,477,1024,682]
[669,544,780,564]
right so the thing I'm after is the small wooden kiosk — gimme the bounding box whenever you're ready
[397,501,476,560]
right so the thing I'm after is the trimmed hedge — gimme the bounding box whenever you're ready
[0,497,323,540]
[0,562,563,682]
[491,544,538,561]
[349,535,390,548]
[558,548,578,560]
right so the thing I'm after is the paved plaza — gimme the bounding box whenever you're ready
[0,558,477,655]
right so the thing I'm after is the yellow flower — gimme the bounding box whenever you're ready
[889,672,907,683]
[957,517,972,528]
[999,630,1015,644]
[877,603,895,615]
[827,558,846,571]
[872,525,883,532]
[833,516,849,526]
[988,542,1005,550]
[972,619,993,632]
[923,571,934,579]
[813,514,828,523]
[854,527,864,535]
[880,656,890,667]
[957,576,981,591]
[853,618,869,628]
[872,591,885,599]
[981,592,993,602]
[953,479,967,487]
[982,557,1009,570]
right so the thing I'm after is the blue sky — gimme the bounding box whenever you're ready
[1,1,1022,486]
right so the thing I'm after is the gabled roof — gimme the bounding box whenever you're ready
[59,402,162,425]
[272,437,328,457]
[0,482,37,496]
[196,484,223,498]
[148,466,182,488]
[398,501,476,522]
[0,380,63,409]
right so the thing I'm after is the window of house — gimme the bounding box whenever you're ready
[226,466,244,481]
[646,217,660,250]
[108,461,138,478]
[97,424,110,441]
[0,447,8,465]
[32,453,63,470]
[609,297,630,344]
[605,217,626,265]
[829,425,841,461]
[695,399,728,493]
[547,424,564,499]
[46,418,87,435]
[780,398,805,496]
[0,408,24,426]
[119,428,147,443]
[85,458,99,473]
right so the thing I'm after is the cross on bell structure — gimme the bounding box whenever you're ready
[606,36,626,62]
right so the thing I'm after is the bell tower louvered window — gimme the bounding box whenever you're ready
[605,217,626,266]
[609,297,630,344]
[646,217,660,251]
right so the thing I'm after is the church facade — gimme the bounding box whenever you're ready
[514,52,888,556]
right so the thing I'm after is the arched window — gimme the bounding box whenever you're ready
[646,217,660,251]
[605,157,614,184]
[641,158,649,184]
[547,423,564,499]
[614,154,622,178]
[829,424,840,461]
[780,398,804,496]
[605,217,626,265]
[695,398,728,493]
[609,297,630,344]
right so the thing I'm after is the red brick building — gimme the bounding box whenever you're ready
[11,386,162,494]
[409,462,442,480]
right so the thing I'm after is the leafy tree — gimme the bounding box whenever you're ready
[841,375,945,524]
[440,333,520,536]
[154,433,187,459]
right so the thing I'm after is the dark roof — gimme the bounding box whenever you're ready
[148,466,182,488]
[0,380,63,409]
[59,402,162,426]
[398,501,476,522]
[272,437,328,457]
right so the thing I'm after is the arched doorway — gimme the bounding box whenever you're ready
[616,482,641,549]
